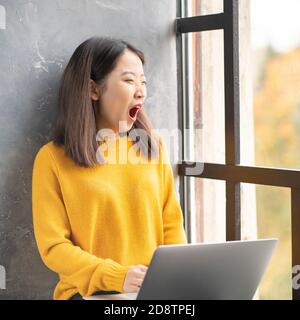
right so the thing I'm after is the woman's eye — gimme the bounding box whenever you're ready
[125,79,147,85]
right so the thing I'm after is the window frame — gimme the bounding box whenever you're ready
[175,0,300,300]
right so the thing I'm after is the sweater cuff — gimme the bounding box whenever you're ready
[100,260,131,293]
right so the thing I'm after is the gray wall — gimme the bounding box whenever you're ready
[0,0,179,299]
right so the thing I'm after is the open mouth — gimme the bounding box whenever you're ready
[128,105,141,120]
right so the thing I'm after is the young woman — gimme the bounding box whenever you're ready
[32,36,187,300]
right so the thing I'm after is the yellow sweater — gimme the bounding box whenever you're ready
[31,134,187,300]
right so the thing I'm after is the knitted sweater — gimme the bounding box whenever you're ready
[31,134,187,300]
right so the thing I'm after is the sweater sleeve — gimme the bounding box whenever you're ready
[160,138,188,245]
[31,144,131,297]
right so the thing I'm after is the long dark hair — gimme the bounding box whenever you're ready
[52,36,160,167]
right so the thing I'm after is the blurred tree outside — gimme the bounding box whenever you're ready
[253,46,300,299]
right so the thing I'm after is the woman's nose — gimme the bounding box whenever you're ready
[135,86,145,99]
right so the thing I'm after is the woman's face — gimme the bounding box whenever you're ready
[91,48,147,134]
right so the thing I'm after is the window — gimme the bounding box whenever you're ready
[176,0,300,300]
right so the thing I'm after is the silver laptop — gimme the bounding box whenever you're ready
[84,239,278,300]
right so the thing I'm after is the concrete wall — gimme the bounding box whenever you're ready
[0,0,179,299]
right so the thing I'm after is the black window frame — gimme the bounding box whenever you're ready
[175,0,300,300]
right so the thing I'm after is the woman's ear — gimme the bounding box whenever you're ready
[89,79,100,101]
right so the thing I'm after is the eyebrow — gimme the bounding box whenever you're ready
[121,71,145,77]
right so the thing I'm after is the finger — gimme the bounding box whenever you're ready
[136,270,147,278]
[132,278,144,287]
[129,284,140,292]
[132,276,143,284]
[134,274,145,281]
[137,268,147,273]
[135,269,147,276]
[138,264,148,270]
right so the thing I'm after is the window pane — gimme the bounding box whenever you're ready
[241,183,292,300]
[189,177,226,243]
[246,0,300,169]
[183,0,223,17]
[183,30,225,164]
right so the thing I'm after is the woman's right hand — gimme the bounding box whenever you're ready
[123,264,148,293]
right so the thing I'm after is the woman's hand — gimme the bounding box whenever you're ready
[123,264,148,293]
